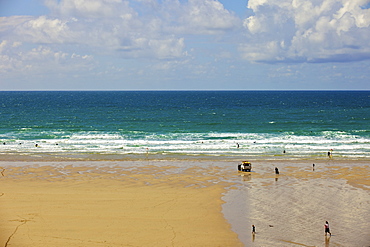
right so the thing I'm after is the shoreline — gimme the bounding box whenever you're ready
[0,152,369,162]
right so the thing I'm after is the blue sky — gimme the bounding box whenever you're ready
[1,0,369,90]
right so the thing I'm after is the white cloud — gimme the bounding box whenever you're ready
[2,0,369,90]
[241,0,370,63]
[149,37,185,59]
[45,0,125,18]
[0,40,7,53]
[0,40,94,75]
[0,0,242,77]
[244,15,266,34]
[177,0,241,34]
[0,2,183,73]
[18,16,73,43]
[0,16,33,32]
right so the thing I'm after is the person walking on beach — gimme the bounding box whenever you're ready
[275,167,279,174]
[324,221,331,236]
[252,225,255,234]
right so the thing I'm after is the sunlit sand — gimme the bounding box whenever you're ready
[0,157,369,246]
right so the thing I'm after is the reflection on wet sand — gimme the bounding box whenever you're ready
[224,160,370,247]
[325,236,330,247]
[239,173,252,182]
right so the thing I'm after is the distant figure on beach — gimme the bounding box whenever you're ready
[275,167,279,174]
[35,143,39,147]
[252,225,255,234]
[313,164,315,171]
[283,150,286,154]
[324,221,331,236]
[328,151,332,158]
[237,143,239,148]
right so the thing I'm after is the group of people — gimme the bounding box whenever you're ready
[251,221,332,236]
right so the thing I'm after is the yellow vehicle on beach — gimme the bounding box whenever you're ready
[238,161,252,172]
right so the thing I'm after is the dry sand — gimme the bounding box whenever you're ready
[0,158,369,247]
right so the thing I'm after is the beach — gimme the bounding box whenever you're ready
[0,156,369,247]
[1,90,370,247]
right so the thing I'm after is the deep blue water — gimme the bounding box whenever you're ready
[0,91,369,158]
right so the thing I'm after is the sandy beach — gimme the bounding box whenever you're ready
[0,157,369,247]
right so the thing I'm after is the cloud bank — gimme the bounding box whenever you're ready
[0,0,370,78]
[241,0,370,63]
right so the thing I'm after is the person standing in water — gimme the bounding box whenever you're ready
[324,221,331,236]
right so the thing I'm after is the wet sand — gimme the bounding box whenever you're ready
[224,159,370,246]
[0,158,369,247]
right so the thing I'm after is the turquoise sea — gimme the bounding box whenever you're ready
[0,91,369,159]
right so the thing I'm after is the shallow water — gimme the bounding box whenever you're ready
[222,161,370,246]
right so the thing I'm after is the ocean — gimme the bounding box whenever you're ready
[0,91,369,159]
